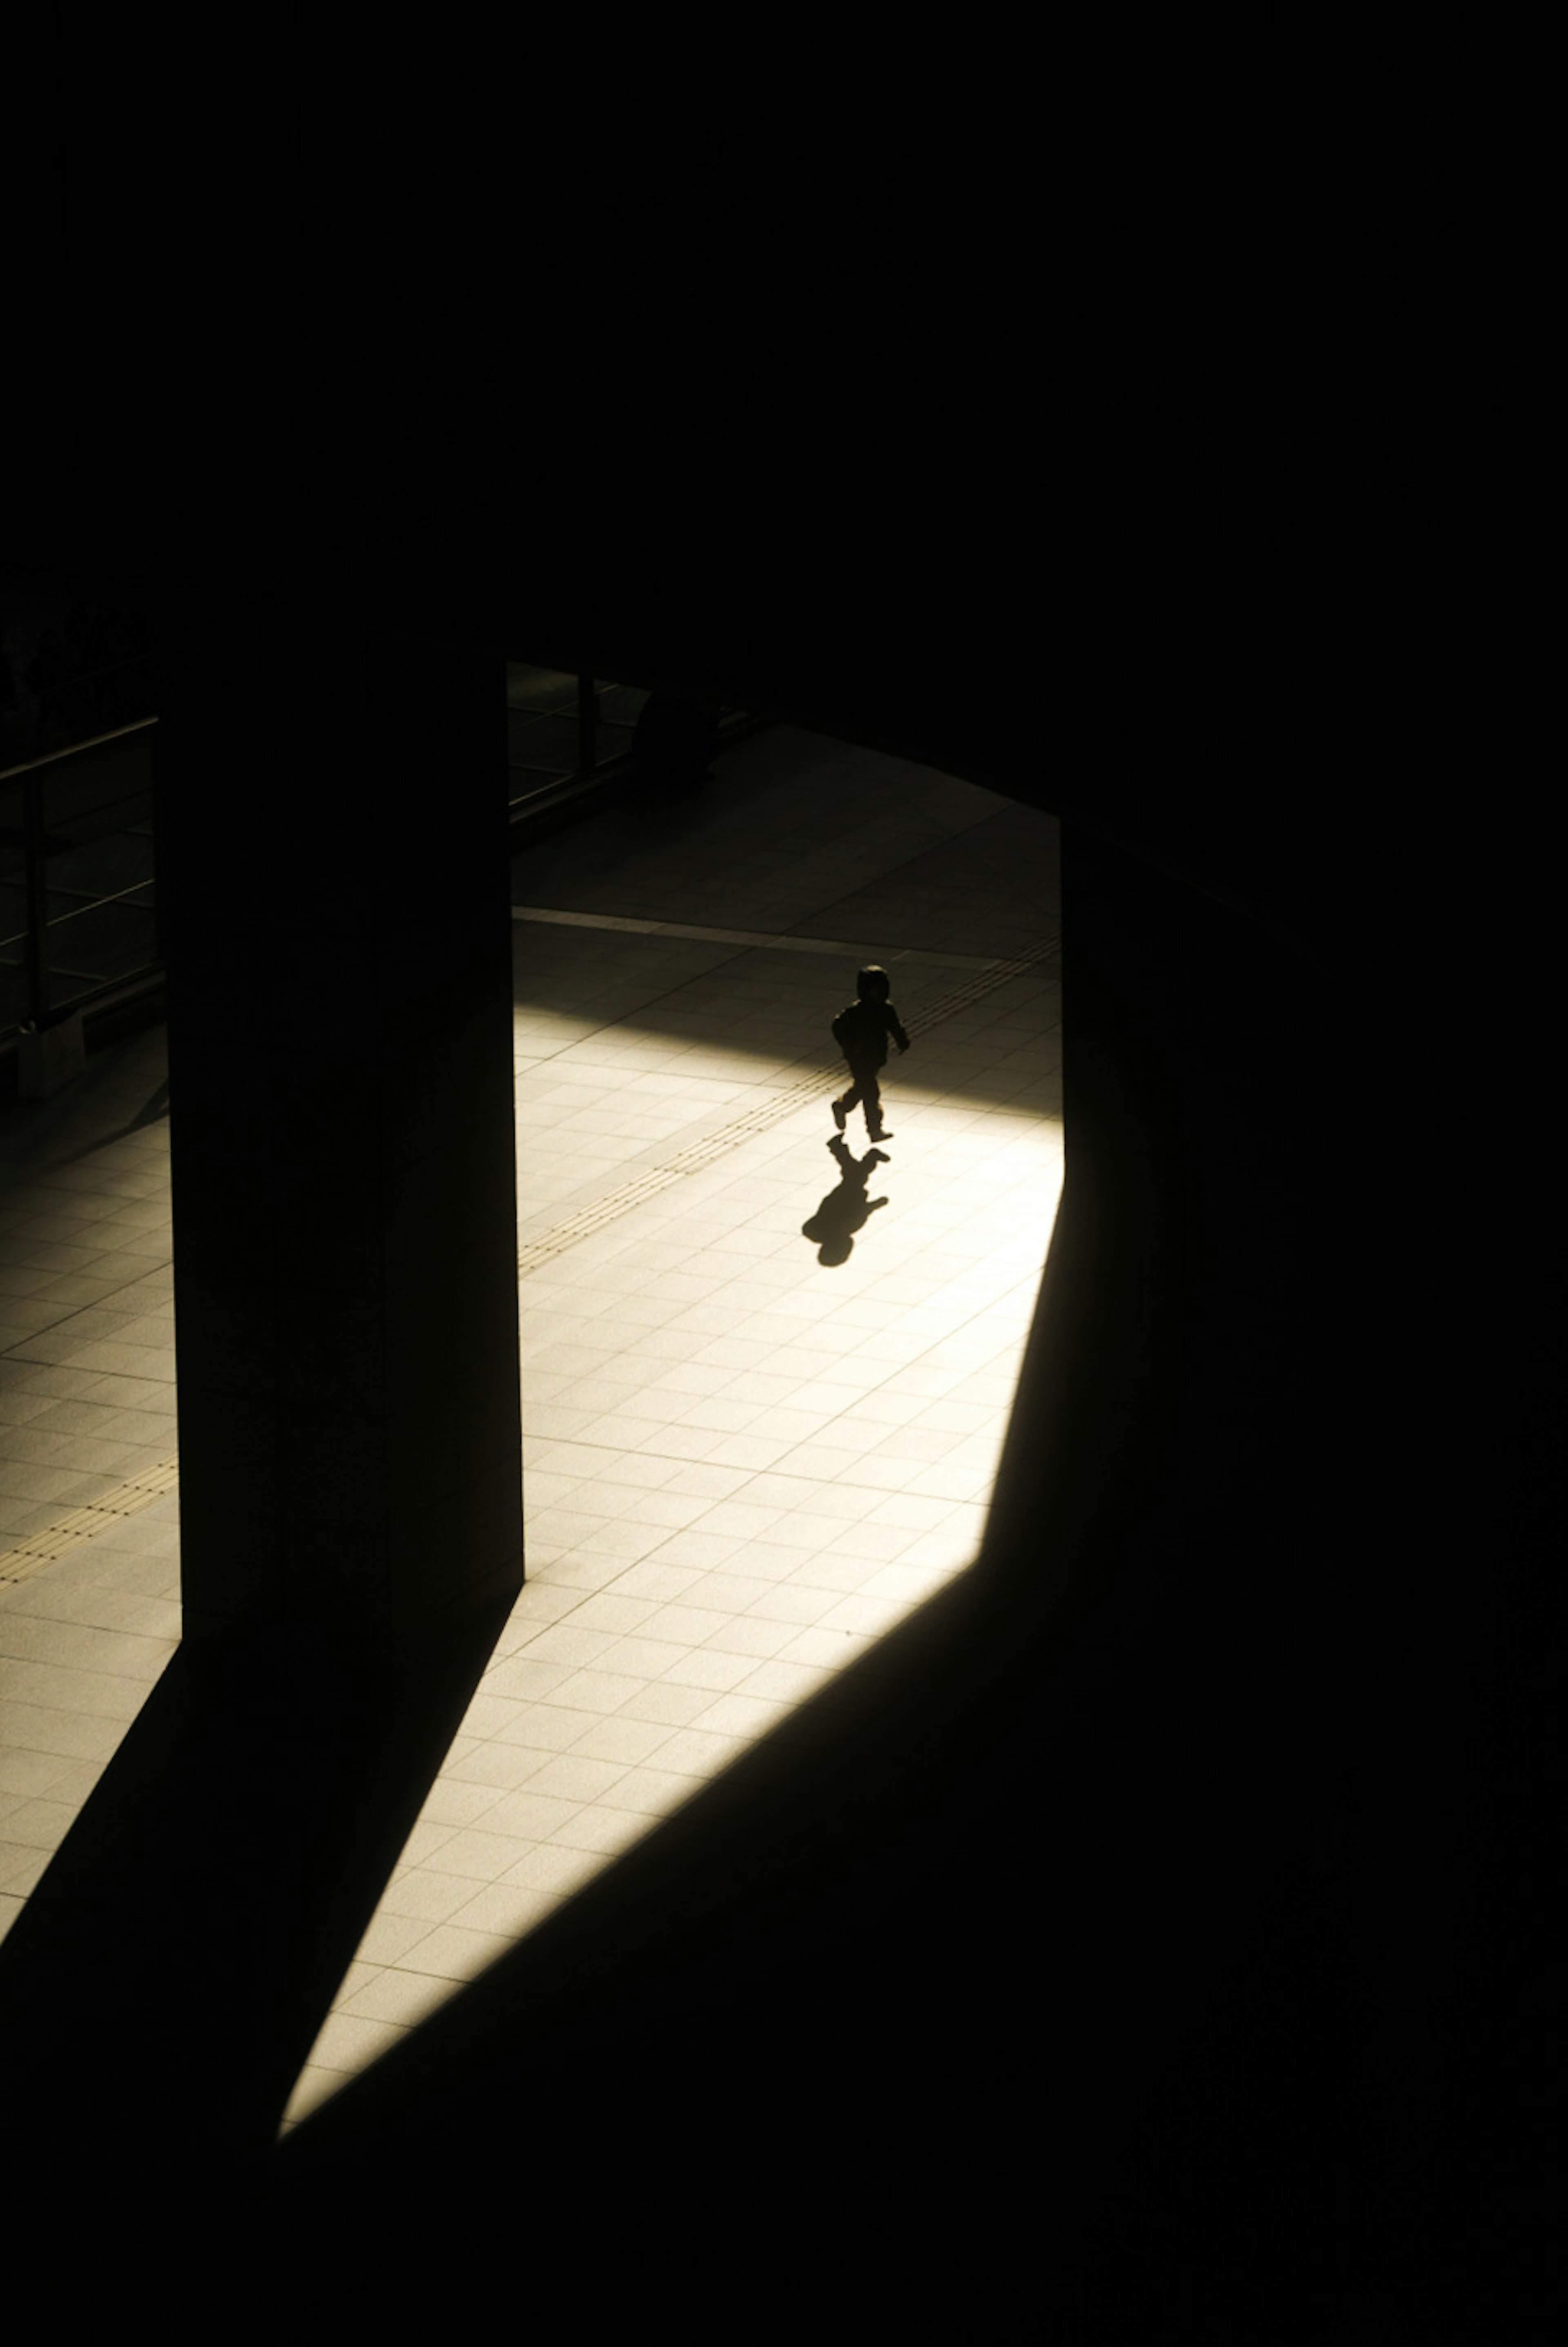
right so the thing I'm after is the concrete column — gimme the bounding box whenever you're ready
[981,806,1394,1797]
[154,616,522,1643]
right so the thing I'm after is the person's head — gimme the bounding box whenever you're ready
[857,965,890,1003]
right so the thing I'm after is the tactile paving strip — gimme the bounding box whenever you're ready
[514,934,1060,1278]
[0,934,1060,1582]
[0,1455,180,1587]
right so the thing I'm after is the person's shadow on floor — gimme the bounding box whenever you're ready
[802,1138,890,1266]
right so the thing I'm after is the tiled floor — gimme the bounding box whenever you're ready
[0,723,1062,2132]
[0,1040,180,1914]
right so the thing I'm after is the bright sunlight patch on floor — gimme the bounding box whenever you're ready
[279,949,1062,2130]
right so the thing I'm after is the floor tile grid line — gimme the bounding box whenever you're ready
[0,1229,172,1361]
[515,936,1060,1277]
[509,1268,1050,1634]
[512,906,1009,969]
[0,1457,180,1585]
[0,940,1061,1579]
[510,934,1057,1082]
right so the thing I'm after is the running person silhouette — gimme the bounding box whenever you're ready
[830,966,909,1142]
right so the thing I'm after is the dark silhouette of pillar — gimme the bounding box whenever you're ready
[153,615,523,1643]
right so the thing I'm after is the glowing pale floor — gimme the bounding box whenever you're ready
[0,726,1062,2132]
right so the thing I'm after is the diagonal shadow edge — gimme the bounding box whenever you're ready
[2,1113,1177,2285]
[265,1150,1182,2176]
[242,1047,1348,2329]
[0,1585,517,2170]
[54,1073,172,1161]
[0,937,1065,2144]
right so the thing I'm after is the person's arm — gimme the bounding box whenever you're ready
[889,1007,909,1053]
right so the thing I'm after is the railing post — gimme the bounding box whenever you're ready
[23,764,47,1027]
[150,724,165,972]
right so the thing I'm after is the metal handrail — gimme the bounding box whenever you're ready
[0,712,158,786]
[1,717,160,1053]
[27,873,156,935]
[3,689,775,1063]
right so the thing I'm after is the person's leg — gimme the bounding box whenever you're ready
[835,1069,863,1129]
[860,1069,884,1134]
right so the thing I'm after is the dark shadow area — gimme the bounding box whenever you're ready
[250,826,1384,2325]
[245,1194,1371,2336]
[800,1136,889,1263]
[514,734,1061,953]
[506,733,1062,1127]
[0,1590,513,2261]
[240,832,1507,2341]
[54,1072,169,1162]
[508,924,1061,1125]
[3,103,1541,2339]
[0,1022,167,1174]
[0,596,155,764]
